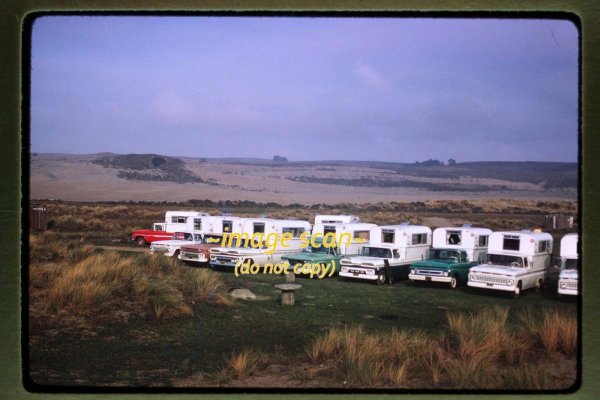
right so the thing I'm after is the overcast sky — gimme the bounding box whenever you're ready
[30,16,579,163]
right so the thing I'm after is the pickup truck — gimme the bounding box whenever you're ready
[339,224,431,284]
[150,233,217,258]
[409,226,492,288]
[131,223,185,246]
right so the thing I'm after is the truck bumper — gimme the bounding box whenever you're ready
[409,273,451,283]
[467,281,516,292]
[209,259,239,269]
[179,252,209,263]
[339,271,378,281]
[558,281,578,296]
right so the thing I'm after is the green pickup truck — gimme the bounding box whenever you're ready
[280,221,376,277]
[408,226,492,288]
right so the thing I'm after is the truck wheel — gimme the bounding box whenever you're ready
[449,276,458,289]
[135,236,147,246]
[512,282,522,298]
[377,272,386,285]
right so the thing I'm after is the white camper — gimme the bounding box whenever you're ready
[468,230,553,296]
[339,223,432,284]
[310,222,377,255]
[209,218,311,269]
[155,211,210,233]
[557,233,579,297]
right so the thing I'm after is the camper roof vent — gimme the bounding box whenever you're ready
[400,221,410,226]
[521,229,532,233]
[462,223,472,228]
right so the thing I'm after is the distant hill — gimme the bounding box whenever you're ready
[30,153,578,203]
[92,153,203,183]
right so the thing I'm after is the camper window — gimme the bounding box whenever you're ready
[446,231,462,245]
[193,218,202,230]
[222,220,233,233]
[171,216,187,223]
[392,249,400,258]
[354,231,370,241]
[323,225,336,235]
[253,223,265,233]
[412,233,428,245]
[282,227,306,238]
[538,240,550,253]
[478,235,489,247]
[382,230,395,243]
[502,235,520,251]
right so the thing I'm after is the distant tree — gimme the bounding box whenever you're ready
[448,158,457,166]
[273,155,288,162]
[415,158,442,166]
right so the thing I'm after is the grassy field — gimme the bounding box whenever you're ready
[27,201,579,390]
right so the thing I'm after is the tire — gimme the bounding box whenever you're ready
[377,272,386,285]
[135,236,147,246]
[449,276,458,289]
[512,282,522,298]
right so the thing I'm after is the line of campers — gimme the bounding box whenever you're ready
[145,212,579,298]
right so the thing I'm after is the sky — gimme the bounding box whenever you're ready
[30,16,579,163]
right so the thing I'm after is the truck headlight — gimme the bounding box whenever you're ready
[410,269,415,275]
[366,269,374,275]
[443,271,449,277]
[560,282,567,289]
[508,279,514,286]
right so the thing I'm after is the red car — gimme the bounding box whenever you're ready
[131,223,187,246]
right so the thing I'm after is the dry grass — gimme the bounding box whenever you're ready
[305,307,577,389]
[41,250,232,319]
[226,349,269,379]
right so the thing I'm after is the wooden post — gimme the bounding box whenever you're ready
[281,290,295,306]
[285,271,295,283]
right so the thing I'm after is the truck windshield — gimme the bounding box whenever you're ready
[360,247,392,258]
[429,249,461,261]
[563,258,579,270]
[487,254,525,268]
[199,235,222,244]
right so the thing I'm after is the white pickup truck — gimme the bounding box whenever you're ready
[339,224,432,284]
[557,233,579,297]
[468,230,553,296]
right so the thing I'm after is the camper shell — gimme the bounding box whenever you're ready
[409,226,492,288]
[339,224,432,284]
[131,210,209,245]
[281,222,377,274]
[178,217,245,264]
[209,218,311,269]
[468,230,553,296]
[150,215,224,257]
[557,233,579,297]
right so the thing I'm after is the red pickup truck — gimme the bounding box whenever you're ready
[131,223,186,246]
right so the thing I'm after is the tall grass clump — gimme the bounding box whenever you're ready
[539,311,578,356]
[181,268,231,306]
[307,325,429,387]
[148,278,191,319]
[46,252,145,313]
[226,349,269,379]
